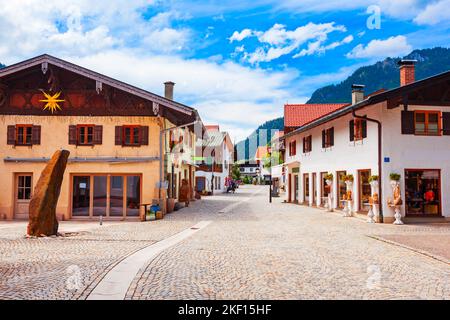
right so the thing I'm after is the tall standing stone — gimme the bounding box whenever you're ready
[27,150,70,236]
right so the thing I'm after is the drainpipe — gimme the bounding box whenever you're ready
[159,118,199,199]
[352,109,384,223]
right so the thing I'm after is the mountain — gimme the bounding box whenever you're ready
[308,47,450,103]
[235,117,284,161]
[236,47,450,161]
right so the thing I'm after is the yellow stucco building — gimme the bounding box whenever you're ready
[0,55,201,221]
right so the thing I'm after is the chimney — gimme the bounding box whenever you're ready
[351,84,365,104]
[164,81,175,100]
[398,60,416,86]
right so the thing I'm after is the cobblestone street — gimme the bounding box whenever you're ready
[0,185,449,300]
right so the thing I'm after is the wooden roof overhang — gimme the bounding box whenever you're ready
[0,54,200,127]
[282,70,450,140]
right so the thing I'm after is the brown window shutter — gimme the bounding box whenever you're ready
[308,136,312,152]
[93,125,103,144]
[140,126,149,145]
[321,130,325,148]
[442,112,450,135]
[68,125,77,145]
[31,125,41,145]
[330,127,334,146]
[401,111,415,134]
[115,126,123,145]
[349,120,355,141]
[7,125,16,145]
[302,138,305,153]
[362,120,367,138]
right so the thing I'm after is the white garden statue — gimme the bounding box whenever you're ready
[343,179,353,217]
[326,179,333,212]
[368,179,379,223]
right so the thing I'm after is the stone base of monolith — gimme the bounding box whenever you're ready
[27,150,70,237]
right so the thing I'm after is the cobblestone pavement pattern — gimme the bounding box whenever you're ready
[0,185,449,299]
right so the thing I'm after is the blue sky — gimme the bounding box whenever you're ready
[0,0,449,141]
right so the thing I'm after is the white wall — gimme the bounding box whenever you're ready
[381,104,450,218]
[285,104,381,212]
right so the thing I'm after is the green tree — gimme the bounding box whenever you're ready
[231,163,241,180]
[263,150,282,168]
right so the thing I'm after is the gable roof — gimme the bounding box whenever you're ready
[0,54,196,117]
[284,103,349,128]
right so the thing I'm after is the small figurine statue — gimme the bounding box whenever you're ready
[344,190,353,217]
[367,193,378,223]
[387,180,403,225]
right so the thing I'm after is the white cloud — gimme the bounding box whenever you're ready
[229,29,254,42]
[61,50,299,141]
[231,22,350,64]
[346,35,412,59]
[0,0,192,62]
[414,0,450,26]
[294,35,354,58]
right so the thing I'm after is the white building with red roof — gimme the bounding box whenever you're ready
[281,60,450,224]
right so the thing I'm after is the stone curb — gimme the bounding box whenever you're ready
[367,235,450,265]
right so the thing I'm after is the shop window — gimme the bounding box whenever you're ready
[405,169,441,215]
[337,171,347,209]
[358,170,371,212]
[414,111,441,136]
[303,174,310,202]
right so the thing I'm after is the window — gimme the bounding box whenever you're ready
[17,175,32,200]
[289,140,296,156]
[303,135,312,153]
[16,125,33,145]
[414,111,441,136]
[349,119,367,141]
[123,126,140,146]
[322,127,334,148]
[69,125,102,145]
[77,125,94,145]
[354,119,364,141]
[405,169,441,216]
[7,125,41,146]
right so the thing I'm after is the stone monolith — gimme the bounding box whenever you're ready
[27,150,70,236]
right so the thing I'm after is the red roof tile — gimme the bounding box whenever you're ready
[284,103,350,128]
[205,125,220,131]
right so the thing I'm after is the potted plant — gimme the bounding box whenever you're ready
[389,173,401,181]
[344,174,354,182]
[324,172,333,186]
[368,175,378,183]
